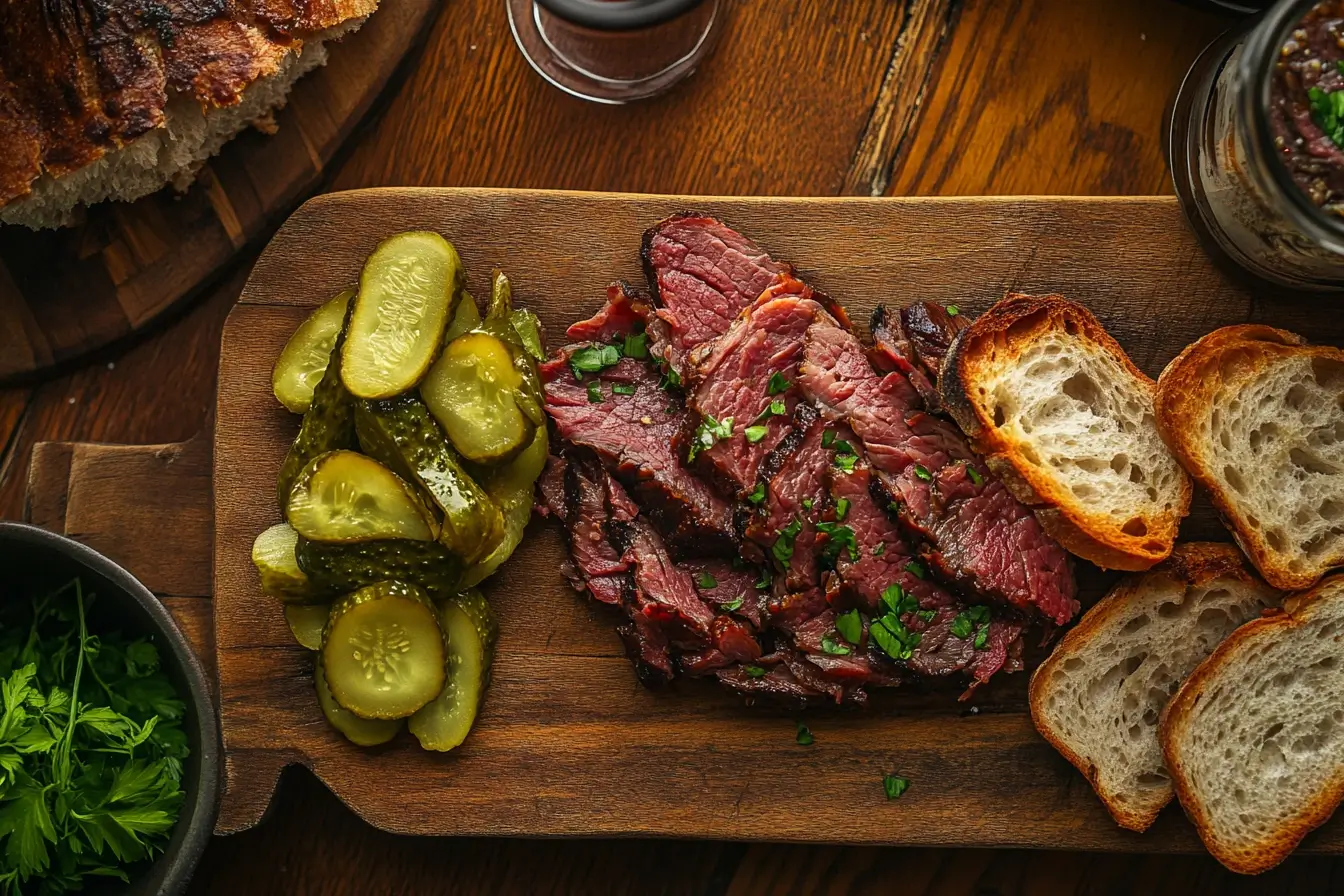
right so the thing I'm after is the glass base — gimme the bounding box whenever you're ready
[507,0,722,104]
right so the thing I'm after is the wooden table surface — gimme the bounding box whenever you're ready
[2,0,1340,892]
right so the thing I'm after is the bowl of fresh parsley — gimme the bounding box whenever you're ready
[0,521,219,895]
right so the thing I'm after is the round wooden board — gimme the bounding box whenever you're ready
[0,0,439,385]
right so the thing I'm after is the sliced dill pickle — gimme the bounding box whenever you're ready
[408,589,498,752]
[296,537,463,599]
[479,271,545,428]
[286,450,438,544]
[285,603,330,650]
[421,332,534,465]
[341,232,462,400]
[460,425,548,587]
[251,522,324,602]
[354,395,503,564]
[273,290,353,414]
[316,658,403,746]
[322,581,447,719]
[442,290,482,344]
[276,305,357,510]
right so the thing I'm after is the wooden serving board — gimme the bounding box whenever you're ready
[27,189,1344,853]
[0,0,438,384]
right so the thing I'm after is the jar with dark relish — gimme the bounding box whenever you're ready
[1169,0,1344,290]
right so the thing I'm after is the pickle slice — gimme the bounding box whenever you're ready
[286,450,438,544]
[355,395,503,564]
[273,290,353,414]
[297,536,462,600]
[316,658,403,746]
[252,523,327,603]
[322,581,447,719]
[461,425,548,587]
[408,589,499,752]
[341,232,462,400]
[276,310,357,511]
[442,290,482,344]
[285,603,330,650]
[480,271,545,429]
[421,332,534,465]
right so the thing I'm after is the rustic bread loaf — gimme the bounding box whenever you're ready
[940,293,1191,571]
[1029,543,1281,832]
[1160,575,1344,874]
[1155,324,1344,590]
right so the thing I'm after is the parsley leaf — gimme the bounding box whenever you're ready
[946,304,960,317]
[835,609,863,644]
[623,332,649,360]
[754,567,773,590]
[722,595,745,612]
[870,612,922,662]
[820,634,852,656]
[816,522,857,565]
[611,383,637,396]
[913,464,932,482]
[659,369,682,391]
[753,397,788,424]
[834,453,857,473]
[767,372,790,395]
[688,415,734,462]
[883,774,911,800]
[747,483,767,505]
[965,463,984,486]
[880,583,918,618]
[570,344,621,379]
[795,722,815,746]
[696,572,718,590]
[587,381,604,403]
[831,439,853,454]
[822,430,836,449]
[744,425,769,443]
[773,519,804,567]
[872,542,886,557]
[801,498,814,511]
[744,665,767,678]
[905,560,926,579]
[835,498,850,521]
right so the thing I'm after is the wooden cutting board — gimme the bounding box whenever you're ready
[28,189,1344,853]
[0,0,438,384]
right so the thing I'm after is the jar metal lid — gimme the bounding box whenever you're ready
[534,0,705,31]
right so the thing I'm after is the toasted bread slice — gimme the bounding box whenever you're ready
[1029,543,1281,831]
[1160,575,1344,874]
[1155,325,1344,591]
[941,294,1191,571]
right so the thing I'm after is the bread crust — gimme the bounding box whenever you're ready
[1154,325,1344,591]
[1158,575,1344,874]
[941,293,1192,571]
[1028,542,1262,832]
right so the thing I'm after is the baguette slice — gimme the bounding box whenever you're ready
[941,294,1191,571]
[1160,575,1344,874]
[1029,543,1281,831]
[1155,325,1344,591]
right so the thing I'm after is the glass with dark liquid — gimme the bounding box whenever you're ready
[507,0,722,103]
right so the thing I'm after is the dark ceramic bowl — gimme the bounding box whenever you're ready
[0,521,219,896]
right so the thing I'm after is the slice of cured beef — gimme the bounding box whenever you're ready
[870,303,968,409]
[542,350,737,556]
[798,321,1077,626]
[685,277,836,497]
[561,455,634,606]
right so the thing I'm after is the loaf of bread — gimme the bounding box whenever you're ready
[1160,575,1344,874]
[0,0,376,229]
[940,293,1191,571]
[1029,543,1281,832]
[1155,324,1344,590]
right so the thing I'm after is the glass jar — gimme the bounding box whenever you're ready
[1168,0,1344,290]
[506,0,722,104]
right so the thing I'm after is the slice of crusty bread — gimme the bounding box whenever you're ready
[1029,543,1281,832]
[1155,325,1344,591]
[941,293,1192,571]
[1160,575,1344,874]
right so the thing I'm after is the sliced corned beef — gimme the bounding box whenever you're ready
[681,558,766,630]
[614,518,716,646]
[641,213,793,378]
[616,611,674,685]
[869,302,967,408]
[535,455,568,521]
[715,648,866,707]
[799,322,1078,626]
[562,456,629,606]
[565,282,655,343]
[685,278,834,496]
[542,350,737,556]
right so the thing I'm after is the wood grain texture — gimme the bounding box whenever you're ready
[0,0,438,384]
[208,188,1344,853]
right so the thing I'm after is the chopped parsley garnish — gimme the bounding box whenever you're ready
[913,464,932,482]
[745,425,769,443]
[822,430,836,449]
[917,609,937,622]
[754,567,773,590]
[659,369,682,391]
[570,344,621,379]
[587,381,604,403]
[744,664,766,678]
[753,397,788,423]
[688,415,734,462]
[883,774,911,800]
[696,572,718,590]
[870,613,921,662]
[747,482,767,505]
[973,625,990,649]
[950,605,992,644]
[802,497,815,511]
[835,498,850,521]
[722,594,745,612]
[872,542,886,557]
[612,382,637,396]
[796,722,815,746]
[905,560,926,579]
[880,582,918,618]
[834,453,858,473]
[767,372,791,395]
[623,332,649,360]
[773,518,804,567]
[1309,84,1344,150]
[820,634,852,656]
[946,304,960,317]
[966,464,984,486]
[816,522,857,565]
[831,439,853,455]
[836,609,863,644]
